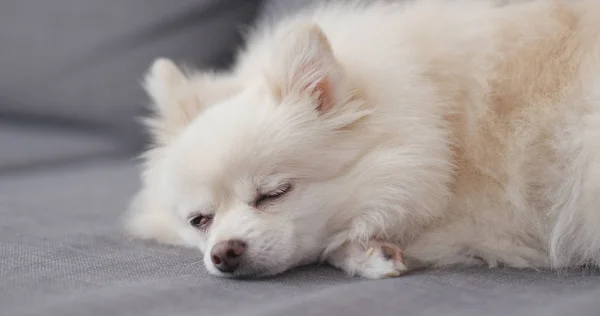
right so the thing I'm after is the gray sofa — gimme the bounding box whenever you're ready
[2,1,600,315]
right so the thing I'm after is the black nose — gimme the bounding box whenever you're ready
[210,240,246,273]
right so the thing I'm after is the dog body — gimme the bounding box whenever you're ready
[127,0,600,278]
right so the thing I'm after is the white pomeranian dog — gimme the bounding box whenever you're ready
[126,0,600,279]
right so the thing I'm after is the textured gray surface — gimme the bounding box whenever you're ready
[1,159,600,316]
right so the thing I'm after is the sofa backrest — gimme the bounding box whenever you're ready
[0,0,262,148]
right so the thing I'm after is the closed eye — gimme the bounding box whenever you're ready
[189,214,213,230]
[254,182,292,208]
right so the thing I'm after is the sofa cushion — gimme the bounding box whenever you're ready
[0,0,262,145]
[1,158,600,316]
[258,0,319,21]
[0,121,122,172]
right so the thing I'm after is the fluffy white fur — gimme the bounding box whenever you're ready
[126,0,600,278]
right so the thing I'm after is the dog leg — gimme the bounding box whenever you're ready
[326,239,408,279]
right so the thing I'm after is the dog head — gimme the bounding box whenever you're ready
[127,25,372,277]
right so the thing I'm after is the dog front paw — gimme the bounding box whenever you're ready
[327,240,408,279]
[358,241,408,279]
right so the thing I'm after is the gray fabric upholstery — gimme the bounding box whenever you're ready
[1,159,600,316]
[0,122,121,171]
[258,0,320,22]
[0,0,260,145]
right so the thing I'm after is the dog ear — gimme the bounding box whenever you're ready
[278,24,349,114]
[144,58,188,113]
[143,58,203,144]
[142,58,239,145]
